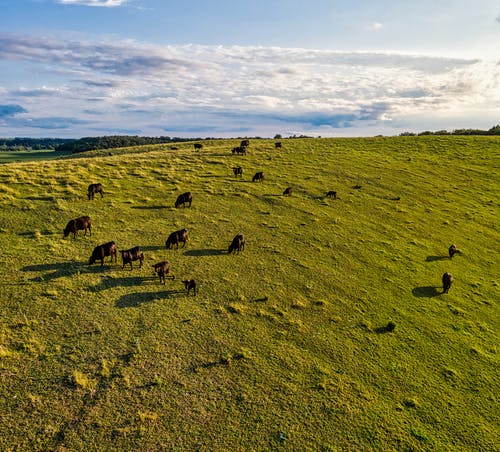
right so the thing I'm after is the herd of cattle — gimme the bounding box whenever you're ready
[64,140,458,296]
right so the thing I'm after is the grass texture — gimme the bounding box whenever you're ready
[0,136,498,450]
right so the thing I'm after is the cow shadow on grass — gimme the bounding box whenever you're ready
[425,255,448,262]
[138,245,164,252]
[183,249,227,257]
[90,275,157,291]
[116,290,179,308]
[130,205,168,210]
[18,230,55,237]
[22,261,92,282]
[412,286,442,298]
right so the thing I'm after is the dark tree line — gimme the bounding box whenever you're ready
[400,125,500,137]
[0,138,73,151]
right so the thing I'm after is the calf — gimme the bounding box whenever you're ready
[442,272,453,294]
[152,261,174,285]
[228,233,245,254]
[283,187,292,196]
[120,246,144,270]
[182,279,197,296]
[233,166,243,177]
[448,244,460,258]
[64,216,91,238]
[166,228,189,249]
[175,192,193,208]
[326,190,337,199]
[252,171,264,182]
[87,183,104,200]
[89,241,117,266]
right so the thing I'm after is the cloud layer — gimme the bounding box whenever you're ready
[56,0,128,7]
[0,33,498,137]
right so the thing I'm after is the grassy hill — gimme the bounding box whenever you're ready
[0,136,498,450]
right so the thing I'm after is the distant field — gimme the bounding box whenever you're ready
[0,149,69,164]
[0,136,498,450]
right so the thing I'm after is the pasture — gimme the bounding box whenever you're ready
[0,136,498,450]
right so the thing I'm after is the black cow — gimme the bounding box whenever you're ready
[232,146,246,155]
[448,244,460,258]
[252,172,264,182]
[240,139,250,148]
[228,233,245,254]
[89,241,117,266]
[182,279,197,296]
[275,142,282,148]
[64,216,91,238]
[442,272,453,293]
[152,261,174,285]
[283,187,292,196]
[233,166,243,177]
[194,143,203,151]
[120,246,144,270]
[87,183,104,200]
[175,192,193,208]
[326,190,337,199]
[166,228,189,249]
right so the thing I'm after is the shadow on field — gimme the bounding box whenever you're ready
[412,286,441,297]
[426,255,448,262]
[139,245,164,251]
[183,249,227,256]
[116,290,179,308]
[18,230,55,237]
[130,205,168,210]
[22,261,89,281]
[90,275,154,291]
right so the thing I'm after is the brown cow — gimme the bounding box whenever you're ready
[283,187,292,196]
[275,142,282,148]
[233,166,243,177]
[175,192,193,208]
[87,183,104,200]
[442,272,453,293]
[120,246,144,270]
[194,143,203,151]
[252,171,264,182]
[448,244,460,258]
[64,216,91,238]
[182,279,197,296]
[228,233,245,254]
[326,190,337,199]
[166,228,189,249]
[152,261,174,285]
[89,241,117,266]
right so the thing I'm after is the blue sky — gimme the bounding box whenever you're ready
[1,0,499,138]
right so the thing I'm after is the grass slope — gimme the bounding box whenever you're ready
[0,137,498,450]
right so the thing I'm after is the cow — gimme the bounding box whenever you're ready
[252,172,264,182]
[442,272,453,293]
[232,146,246,155]
[448,244,460,258]
[120,246,144,270]
[233,166,243,177]
[194,143,203,151]
[283,187,292,196]
[152,261,175,285]
[228,233,245,254]
[275,142,282,148]
[175,192,193,208]
[64,216,91,238]
[326,190,337,199]
[87,183,104,200]
[182,279,197,296]
[89,241,117,267]
[240,139,250,148]
[166,228,189,249]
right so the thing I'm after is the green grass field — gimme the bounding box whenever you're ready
[0,136,498,450]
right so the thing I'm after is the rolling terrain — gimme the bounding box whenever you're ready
[0,136,498,450]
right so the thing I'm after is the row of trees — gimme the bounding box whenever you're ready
[0,138,73,151]
[400,125,500,137]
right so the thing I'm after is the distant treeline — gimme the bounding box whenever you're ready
[400,125,500,137]
[0,137,73,151]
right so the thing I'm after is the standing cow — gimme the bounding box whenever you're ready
[448,244,460,258]
[64,216,91,238]
[152,261,174,285]
[283,187,292,196]
[120,246,144,270]
[166,228,189,249]
[194,143,203,151]
[233,167,243,177]
[442,272,453,293]
[252,172,264,182]
[89,241,117,266]
[228,233,245,254]
[87,183,104,200]
[175,192,193,208]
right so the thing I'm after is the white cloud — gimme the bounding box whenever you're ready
[56,0,128,7]
[368,22,384,31]
[0,34,498,137]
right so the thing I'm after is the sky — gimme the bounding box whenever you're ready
[1,0,499,138]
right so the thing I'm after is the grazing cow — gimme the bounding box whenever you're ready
[275,142,282,148]
[194,143,203,151]
[175,192,193,208]
[182,279,197,296]
[166,228,189,249]
[64,216,91,238]
[326,190,337,199]
[252,171,264,182]
[448,244,460,258]
[240,139,250,148]
[283,187,292,196]
[442,272,453,293]
[87,183,104,200]
[232,146,246,155]
[233,166,243,177]
[120,246,144,270]
[228,233,245,254]
[152,261,174,285]
[89,241,117,266]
